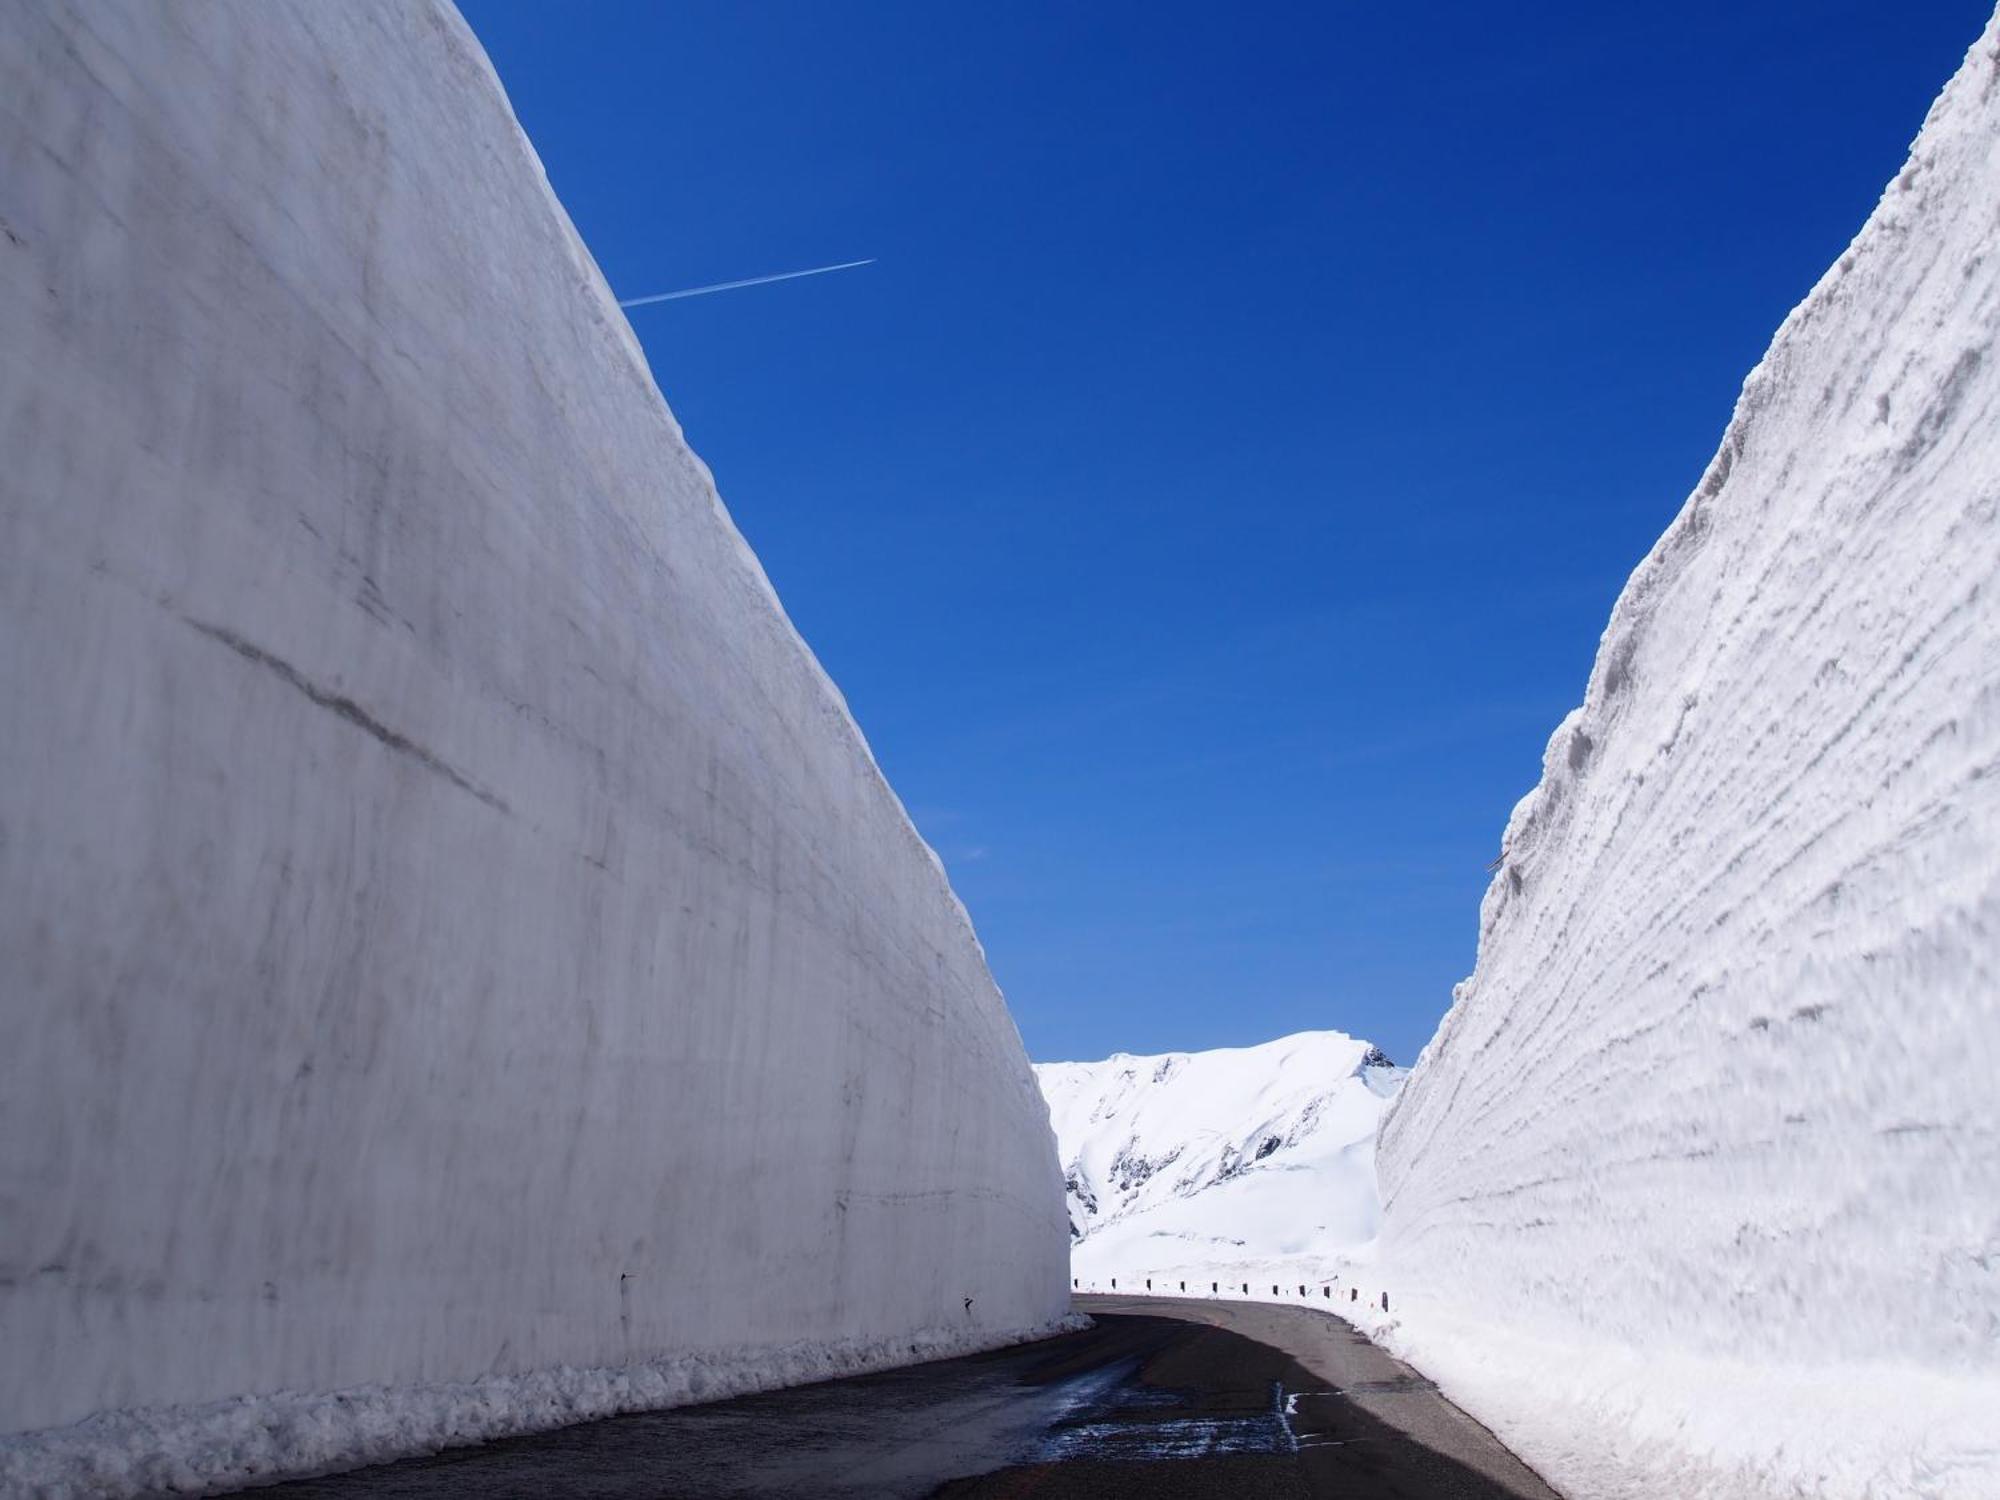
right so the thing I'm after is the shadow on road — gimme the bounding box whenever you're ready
[254,1300,1555,1499]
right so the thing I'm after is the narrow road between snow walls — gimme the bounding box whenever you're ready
[245,1297,1556,1499]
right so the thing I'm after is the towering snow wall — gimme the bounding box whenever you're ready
[1375,14,2000,1500]
[0,2,1069,1491]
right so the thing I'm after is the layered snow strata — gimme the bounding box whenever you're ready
[0,2,1069,1494]
[1038,1032,1404,1287]
[1376,13,2000,1499]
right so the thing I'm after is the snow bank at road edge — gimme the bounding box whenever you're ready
[0,1314,1092,1499]
[1342,1298,1997,1500]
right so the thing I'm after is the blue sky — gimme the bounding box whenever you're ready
[462,0,1989,1066]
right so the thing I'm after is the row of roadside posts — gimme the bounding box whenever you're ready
[1074,1274,1389,1314]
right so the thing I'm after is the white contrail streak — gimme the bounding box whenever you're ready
[617,258,875,309]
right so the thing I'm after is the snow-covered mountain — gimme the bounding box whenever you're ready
[1372,11,2000,1500]
[1037,1032,1404,1286]
[0,3,1067,1494]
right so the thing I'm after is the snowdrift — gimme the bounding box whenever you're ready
[1375,13,2000,1499]
[1038,1032,1404,1288]
[0,3,1068,1493]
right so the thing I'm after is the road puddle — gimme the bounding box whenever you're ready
[1029,1375,1295,1461]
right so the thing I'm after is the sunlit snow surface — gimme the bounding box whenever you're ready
[1037,1032,1405,1289]
[1374,12,2000,1499]
[0,2,1068,1494]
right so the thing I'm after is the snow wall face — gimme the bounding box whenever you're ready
[0,0,1068,1474]
[1375,15,2000,1498]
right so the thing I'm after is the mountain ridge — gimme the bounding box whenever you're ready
[1036,1030,1404,1285]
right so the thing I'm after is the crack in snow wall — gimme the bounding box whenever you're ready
[1375,13,2000,1500]
[0,2,1069,1490]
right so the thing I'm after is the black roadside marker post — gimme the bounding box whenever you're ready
[1381,1292,1390,1312]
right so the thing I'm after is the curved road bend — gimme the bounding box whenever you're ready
[257,1295,1558,1499]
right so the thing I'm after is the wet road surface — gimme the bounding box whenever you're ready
[255,1296,1558,1498]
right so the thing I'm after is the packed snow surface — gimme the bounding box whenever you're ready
[1376,13,2000,1500]
[1037,1032,1404,1289]
[0,2,1068,1493]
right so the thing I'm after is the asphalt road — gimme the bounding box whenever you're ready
[254,1297,1559,1499]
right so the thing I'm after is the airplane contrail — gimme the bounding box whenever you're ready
[618,258,875,309]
